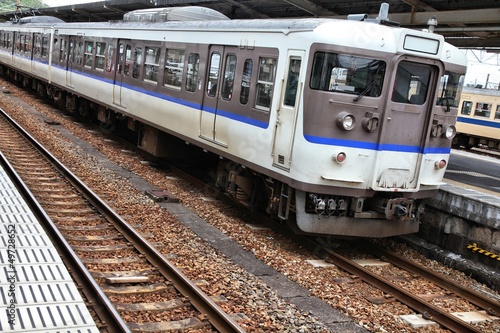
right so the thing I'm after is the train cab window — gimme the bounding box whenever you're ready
[474,102,491,118]
[240,59,253,104]
[392,61,431,105]
[256,57,277,111]
[495,105,500,120]
[84,41,94,68]
[144,47,160,83]
[221,53,237,100]
[185,53,200,92]
[310,52,385,99]
[461,101,472,115]
[95,42,106,70]
[164,48,185,88]
[436,71,464,108]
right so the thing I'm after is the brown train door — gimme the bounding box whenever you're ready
[200,45,237,147]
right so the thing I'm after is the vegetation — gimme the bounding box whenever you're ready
[0,0,47,13]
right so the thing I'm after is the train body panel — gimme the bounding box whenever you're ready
[0,8,468,237]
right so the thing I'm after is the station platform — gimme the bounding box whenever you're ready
[0,163,99,332]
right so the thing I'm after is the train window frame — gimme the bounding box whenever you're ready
[95,42,106,71]
[240,59,253,105]
[436,71,464,108]
[255,57,277,111]
[461,101,472,115]
[495,105,500,120]
[221,53,237,101]
[473,102,491,118]
[143,46,161,84]
[164,48,185,89]
[309,51,385,98]
[24,34,31,54]
[84,41,94,68]
[185,53,200,93]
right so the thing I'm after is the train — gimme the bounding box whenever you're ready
[0,4,468,237]
[454,86,500,150]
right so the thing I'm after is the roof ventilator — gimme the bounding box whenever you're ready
[123,6,229,22]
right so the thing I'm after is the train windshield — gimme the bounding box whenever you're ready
[436,71,464,108]
[310,52,385,98]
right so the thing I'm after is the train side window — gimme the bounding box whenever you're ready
[84,41,93,68]
[284,57,301,107]
[123,44,132,76]
[59,39,67,63]
[132,47,142,79]
[495,105,500,120]
[105,44,114,72]
[76,42,84,66]
[221,53,237,100]
[256,57,277,111]
[34,35,41,56]
[41,36,48,58]
[185,53,200,92]
[95,42,106,70]
[144,47,160,83]
[474,102,491,118]
[240,59,253,104]
[165,48,185,89]
[24,34,31,53]
[207,52,220,97]
[461,101,472,115]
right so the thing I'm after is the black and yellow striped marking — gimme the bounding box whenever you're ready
[467,243,500,261]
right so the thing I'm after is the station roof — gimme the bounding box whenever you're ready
[1,0,500,50]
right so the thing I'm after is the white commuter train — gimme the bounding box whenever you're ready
[0,4,468,237]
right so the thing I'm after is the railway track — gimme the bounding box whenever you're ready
[312,239,499,333]
[0,108,245,333]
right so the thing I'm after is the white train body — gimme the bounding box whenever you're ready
[0,7,467,237]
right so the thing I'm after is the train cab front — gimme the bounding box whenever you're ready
[294,30,466,238]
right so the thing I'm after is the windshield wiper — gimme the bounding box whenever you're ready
[353,79,377,102]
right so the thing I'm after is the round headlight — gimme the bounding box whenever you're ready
[435,159,447,170]
[442,125,456,140]
[336,112,356,131]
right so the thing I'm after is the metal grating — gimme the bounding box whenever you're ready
[0,165,100,332]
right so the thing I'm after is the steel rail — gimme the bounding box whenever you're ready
[317,240,483,333]
[361,242,500,317]
[0,108,245,333]
[0,110,131,333]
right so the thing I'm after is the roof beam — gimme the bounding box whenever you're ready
[282,0,336,17]
[388,8,500,26]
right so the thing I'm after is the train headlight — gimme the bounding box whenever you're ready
[333,152,347,164]
[435,159,447,170]
[336,112,356,131]
[442,125,456,140]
